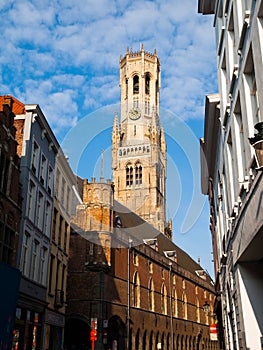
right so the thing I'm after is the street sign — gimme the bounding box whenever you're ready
[210,323,218,341]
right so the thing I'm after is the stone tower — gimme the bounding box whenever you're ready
[112,45,168,235]
[71,178,114,266]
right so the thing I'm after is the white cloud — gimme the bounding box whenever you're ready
[0,0,217,135]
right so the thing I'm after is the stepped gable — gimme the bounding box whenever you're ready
[0,95,25,114]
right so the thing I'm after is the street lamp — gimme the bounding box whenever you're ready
[203,301,210,314]
[249,122,263,169]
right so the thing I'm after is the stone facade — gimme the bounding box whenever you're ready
[112,46,167,235]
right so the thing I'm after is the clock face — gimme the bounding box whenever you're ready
[129,107,141,120]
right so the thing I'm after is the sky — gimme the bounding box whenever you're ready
[0,0,218,276]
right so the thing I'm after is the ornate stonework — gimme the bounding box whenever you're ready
[112,45,168,235]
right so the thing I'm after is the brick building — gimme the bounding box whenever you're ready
[65,47,220,350]
[0,96,22,348]
[66,179,219,350]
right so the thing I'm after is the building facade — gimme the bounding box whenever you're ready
[0,96,22,349]
[199,1,263,349]
[66,48,220,350]
[67,178,219,350]
[44,149,81,350]
[13,102,60,350]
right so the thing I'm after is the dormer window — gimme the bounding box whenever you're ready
[133,75,139,94]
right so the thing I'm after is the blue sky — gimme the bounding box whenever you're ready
[0,0,218,276]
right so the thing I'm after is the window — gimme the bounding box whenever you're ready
[226,131,236,208]
[64,222,69,251]
[0,150,10,194]
[135,163,142,185]
[40,154,46,185]
[55,169,60,198]
[44,201,51,236]
[145,100,150,115]
[52,208,58,240]
[148,261,153,273]
[31,240,39,281]
[0,224,15,265]
[20,232,30,276]
[196,297,200,323]
[36,192,44,229]
[145,73,150,94]
[172,288,178,317]
[39,246,47,285]
[31,141,39,174]
[133,251,139,265]
[182,292,187,319]
[48,165,53,195]
[244,47,260,129]
[133,271,140,307]
[126,164,133,186]
[125,78,128,99]
[149,278,154,311]
[233,96,247,182]
[161,283,167,314]
[28,181,36,221]
[48,254,55,294]
[133,75,139,94]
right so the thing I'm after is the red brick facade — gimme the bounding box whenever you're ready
[0,96,21,267]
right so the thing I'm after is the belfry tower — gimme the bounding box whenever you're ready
[112,45,169,235]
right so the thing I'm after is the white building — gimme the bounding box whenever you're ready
[199,0,263,349]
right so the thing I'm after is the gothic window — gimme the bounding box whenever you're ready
[145,73,150,94]
[126,164,133,186]
[196,297,200,323]
[135,163,142,185]
[145,100,150,115]
[133,75,139,94]
[182,292,188,319]
[172,288,178,317]
[149,278,154,311]
[133,271,140,307]
[125,78,128,99]
[161,283,167,314]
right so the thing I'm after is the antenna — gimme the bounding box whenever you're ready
[101,149,104,179]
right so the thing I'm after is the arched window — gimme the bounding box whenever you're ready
[149,278,154,311]
[145,73,150,94]
[133,271,140,307]
[161,283,167,314]
[133,75,139,94]
[135,163,142,185]
[172,288,178,317]
[196,297,200,323]
[126,164,133,186]
[182,292,188,319]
